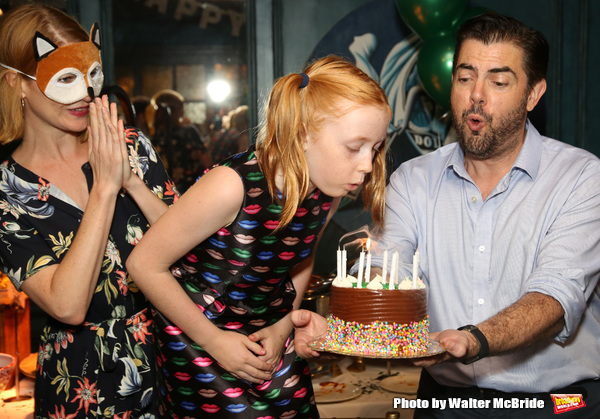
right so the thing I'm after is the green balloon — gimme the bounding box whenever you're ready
[395,0,469,40]
[417,35,456,109]
[452,6,494,29]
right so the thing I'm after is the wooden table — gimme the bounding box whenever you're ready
[312,356,421,418]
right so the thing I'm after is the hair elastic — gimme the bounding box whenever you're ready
[299,72,309,89]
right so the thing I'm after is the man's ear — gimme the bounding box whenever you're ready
[526,79,547,112]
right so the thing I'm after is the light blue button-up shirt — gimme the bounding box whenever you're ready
[374,121,600,392]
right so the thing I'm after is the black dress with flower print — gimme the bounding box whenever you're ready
[0,128,177,418]
[152,145,331,418]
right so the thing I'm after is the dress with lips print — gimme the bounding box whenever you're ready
[153,145,331,418]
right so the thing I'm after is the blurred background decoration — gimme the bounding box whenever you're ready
[0,273,30,397]
[110,0,249,194]
[0,353,17,399]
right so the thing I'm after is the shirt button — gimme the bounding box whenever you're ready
[478,298,485,305]
[471,196,477,203]
[479,245,485,252]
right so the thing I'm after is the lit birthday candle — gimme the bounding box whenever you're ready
[357,250,365,288]
[412,248,420,289]
[390,250,398,289]
[341,248,347,280]
[365,239,371,283]
[336,247,342,279]
[381,249,388,284]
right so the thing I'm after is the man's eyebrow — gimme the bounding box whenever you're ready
[456,63,475,71]
[455,63,517,78]
[488,66,517,77]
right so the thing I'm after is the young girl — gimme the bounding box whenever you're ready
[0,4,175,418]
[127,55,392,418]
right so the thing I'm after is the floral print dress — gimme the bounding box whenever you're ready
[153,146,330,418]
[0,129,177,419]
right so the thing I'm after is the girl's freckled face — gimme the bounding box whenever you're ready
[303,99,389,198]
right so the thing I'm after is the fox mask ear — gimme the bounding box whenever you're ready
[32,23,104,104]
[33,32,58,62]
[90,23,101,50]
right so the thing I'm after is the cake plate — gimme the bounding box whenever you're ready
[308,337,445,359]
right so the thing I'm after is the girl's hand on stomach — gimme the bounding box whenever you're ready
[203,329,273,384]
[248,316,293,372]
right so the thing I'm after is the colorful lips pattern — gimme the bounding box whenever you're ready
[154,146,330,418]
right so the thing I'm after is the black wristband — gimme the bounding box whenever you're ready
[458,324,489,364]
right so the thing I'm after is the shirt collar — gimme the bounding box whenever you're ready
[448,119,543,181]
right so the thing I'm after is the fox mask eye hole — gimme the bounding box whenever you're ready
[57,73,78,84]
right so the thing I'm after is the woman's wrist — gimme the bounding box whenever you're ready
[122,173,145,195]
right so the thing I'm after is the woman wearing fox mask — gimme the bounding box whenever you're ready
[0,4,176,418]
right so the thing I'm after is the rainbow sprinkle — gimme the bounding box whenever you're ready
[322,314,430,357]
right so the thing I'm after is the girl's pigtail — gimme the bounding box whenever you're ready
[256,73,310,231]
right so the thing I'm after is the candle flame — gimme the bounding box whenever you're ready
[366,238,371,251]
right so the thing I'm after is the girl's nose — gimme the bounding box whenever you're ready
[358,151,373,174]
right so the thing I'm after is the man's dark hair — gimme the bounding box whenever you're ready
[453,13,549,92]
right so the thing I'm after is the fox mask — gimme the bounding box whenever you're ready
[32,23,103,104]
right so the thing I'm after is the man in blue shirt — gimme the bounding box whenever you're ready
[294,13,600,418]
